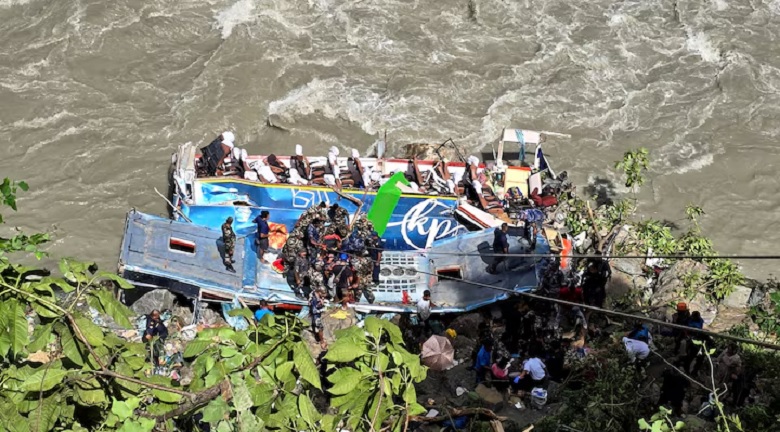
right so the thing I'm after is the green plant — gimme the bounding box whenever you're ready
[684,204,704,231]
[638,406,684,431]
[681,271,702,299]
[0,179,427,431]
[615,148,650,194]
[706,258,743,300]
[635,219,678,255]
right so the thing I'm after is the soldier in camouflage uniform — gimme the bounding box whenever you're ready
[281,202,329,265]
[351,255,375,303]
[324,203,350,239]
[221,217,236,273]
[307,257,326,297]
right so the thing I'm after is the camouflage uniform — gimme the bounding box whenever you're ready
[325,205,350,238]
[308,257,327,294]
[221,220,236,264]
[282,203,328,264]
[351,256,375,304]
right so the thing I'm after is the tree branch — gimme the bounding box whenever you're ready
[409,407,507,423]
[144,338,286,420]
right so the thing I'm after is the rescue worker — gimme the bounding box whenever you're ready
[488,223,509,273]
[221,217,237,273]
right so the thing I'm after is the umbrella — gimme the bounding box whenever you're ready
[421,335,455,371]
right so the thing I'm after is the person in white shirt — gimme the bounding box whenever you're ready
[323,146,342,189]
[417,290,434,335]
[512,345,547,395]
[623,336,650,364]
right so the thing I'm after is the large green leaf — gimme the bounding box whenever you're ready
[111,397,141,420]
[91,290,134,329]
[28,395,61,432]
[75,385,107,406]
[183,339,211,358]
[97,271,134,289]
[201,398,230,424]
[22,367,68,392]
[40,276,75,293]
[231,377,253,411]
[327,367,362,395]
[297,393,322,426]
[247,380,274,407]
[26,323,53,353]
[74,316,104,347]
[324,340,368,362]
[237,411,262,432]
[293,342,321,390]
[55,323,84,366]
[275,361,295,384]
[2,300,30,358]
[143,376,183,403]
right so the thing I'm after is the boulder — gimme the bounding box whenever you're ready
[474,383,504,411]
[449,313,486,339]
[451,335,478,361]
[199,307,227,327]
[171,304,194,326]
[722,285,753,309]
[708,306,750,333]
[131,289,176,315]
[650,260,717,323]
[606,270,635,302]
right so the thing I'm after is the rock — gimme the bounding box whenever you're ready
[611,257,644,276]
[606,270,635,302]
[131,290,176,315]
[451,335,477,361]
[449,313,485,339]
[322,308,358,342]
[722,285,753,309]
[171,304,194,326]
[708,306,750,333]
[474,383,504,411]
[650,260,718,323]
[199,307,227,327]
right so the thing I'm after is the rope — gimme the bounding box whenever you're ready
[321,247,780,351]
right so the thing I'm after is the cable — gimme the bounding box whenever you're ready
[365,246,780,260]
[313,247,780,351]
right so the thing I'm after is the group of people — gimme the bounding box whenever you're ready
[279,202,383,316]
[199,132,381,190]
[199,132,527,214]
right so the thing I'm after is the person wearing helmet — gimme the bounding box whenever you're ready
[672,302,691,354]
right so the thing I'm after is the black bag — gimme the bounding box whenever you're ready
[200,138,225,176]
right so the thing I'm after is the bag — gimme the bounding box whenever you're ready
[200,138,225,176]
[531,388,548,408]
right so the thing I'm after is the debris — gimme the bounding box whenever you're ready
[131,289,176,315]
[456,387,467,397]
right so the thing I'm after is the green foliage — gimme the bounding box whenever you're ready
[706,258,743,300]
[615,148,650,192]
[638,407,684,432]
[0,178,430,431]
[635,219,678,255]
[685,204,704,229]
[536,350,650,432]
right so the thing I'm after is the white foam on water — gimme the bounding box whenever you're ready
[685,30,721,63]
[0,0,32,7]
[770,0,780,15]
[215,0,257,39]
[710,0,728,11]
[9,111,72,130]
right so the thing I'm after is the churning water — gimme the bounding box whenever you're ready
[1,0,779,277]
